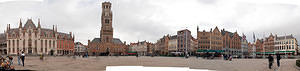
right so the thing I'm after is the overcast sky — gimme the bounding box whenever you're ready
[1,0,300,45]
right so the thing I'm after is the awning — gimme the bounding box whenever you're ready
[255,52,275,54]
[127,51,137,53]
[197,49,224,53]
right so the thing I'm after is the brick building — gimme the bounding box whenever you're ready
[263,34,275,53]
[197,27,223,50]
[88,2,127,56]
[221,29,241,56]
[155,35,169,55]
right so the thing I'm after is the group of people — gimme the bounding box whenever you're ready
[223,54,232,61]
[18,51,26,67]
[267,54,281,69]
[0,51,25,70]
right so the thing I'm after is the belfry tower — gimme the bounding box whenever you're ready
[100,2,113,43]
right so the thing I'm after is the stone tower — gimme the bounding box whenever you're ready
[100,2,113,43]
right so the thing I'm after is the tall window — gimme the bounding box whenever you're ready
[23,40,25,51]
[49,40,51,48]
[45,40,47,52]
[28,39,32,47]
[41,40,43,52]
[13,40,15,53]
[17,40,19,51]
[53,41,55,48]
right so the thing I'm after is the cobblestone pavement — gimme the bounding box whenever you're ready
[10,56,299,71]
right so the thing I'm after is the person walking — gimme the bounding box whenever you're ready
[17,52,21,65]
[20,51,25,67]
[276,54,281,67]
[268,55,274,69]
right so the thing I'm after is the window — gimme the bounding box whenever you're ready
[41,40,43,52]
[105,19,110,24]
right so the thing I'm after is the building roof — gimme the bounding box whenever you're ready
[23,19,37,29]
[276,34,295,40]
[91,38,123,44]
[169,35,177,40]
[57,32,72,39]
[221,30,234,38]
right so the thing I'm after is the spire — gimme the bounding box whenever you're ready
[19,19,22,28]
[197,25,199,31]
[38,18,41,28]
[73,34,75,40]
[253,32,255,42]
[55,25,57,32]
[6,24,8,30]
[8,24,10,30]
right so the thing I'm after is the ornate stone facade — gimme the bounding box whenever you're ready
[5,19,74,55]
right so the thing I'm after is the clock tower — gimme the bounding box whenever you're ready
[100,2,113,43]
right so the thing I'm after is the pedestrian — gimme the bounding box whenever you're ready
[268,55,274,69]
[229,55,232,61]
[20,51,25,67]
[17,52,21,65]
[7,56,13,65]
[276,54,281,67]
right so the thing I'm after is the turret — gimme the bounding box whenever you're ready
[38,18,41,28]
[8,24,10,30]
[19,19,22,28]
[53,25,55,31]
[55,25,57,32]
[197,26,199,32]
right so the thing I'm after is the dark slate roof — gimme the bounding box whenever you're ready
[276,35,294,40]
[23,19,36,29]
[169,35,177,39]
[113,38,123,44]
[91,38,101,43]
[221,30,234,37]
[91,38,123,44]
[6,28,19,34]
[57,32,72,39]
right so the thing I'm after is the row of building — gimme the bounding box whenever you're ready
[127,27,299,57]
[0,2,298,57]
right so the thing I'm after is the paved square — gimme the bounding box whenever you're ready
[11,56,299,71]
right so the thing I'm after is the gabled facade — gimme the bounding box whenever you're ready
[5,19,74,55]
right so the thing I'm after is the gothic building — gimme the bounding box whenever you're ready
[5,19,74,55]
[88,2,127,56]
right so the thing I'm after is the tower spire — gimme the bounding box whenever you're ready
[55,25,57,32]
[197,25,199,31]
[38,18,41,28]
[19,18,22,28]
